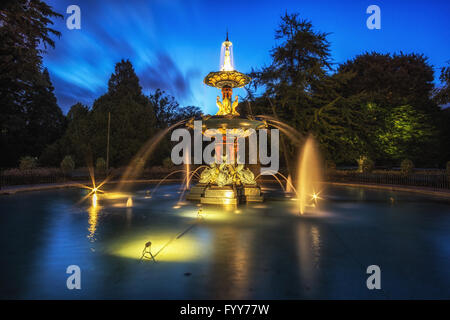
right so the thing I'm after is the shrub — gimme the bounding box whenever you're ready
[325,160,336,173]
[400,159,414,175]
[19,156,38,170]
[162,157,173,169]
[96,157,107,174]
[2,168,64,186]
[357,156,374,173]
[60,156,75,176]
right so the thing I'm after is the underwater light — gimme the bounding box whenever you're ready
[311,192,322,201]
[140,241,156,262]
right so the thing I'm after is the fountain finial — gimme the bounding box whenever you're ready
[203,35,250,116]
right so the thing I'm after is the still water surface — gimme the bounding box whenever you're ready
[0,184,449,299]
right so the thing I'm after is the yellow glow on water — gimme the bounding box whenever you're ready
[112,233,202,262]
[126,197,133,207]
[88,198,100,241]
[252,204,268,209]
[92,193,98,207]
[102,192,130,200]
[177,206,237,222]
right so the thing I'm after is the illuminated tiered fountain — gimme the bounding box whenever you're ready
[186,34,266,205]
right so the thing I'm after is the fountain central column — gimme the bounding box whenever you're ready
[185,33,266,205]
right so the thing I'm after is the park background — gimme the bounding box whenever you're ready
[1,0,450,189]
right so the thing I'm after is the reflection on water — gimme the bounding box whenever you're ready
[126,197,133,207]
[126,207,133,227]
[1,184,450,299]
[207,227,251,299]
[295,222,321,296]
[87,194,100,242]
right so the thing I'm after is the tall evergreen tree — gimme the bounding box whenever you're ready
[26,69,66,157]
[90,60,158,166]
[40,102,90,166]
[0,0,62,166]
[250,13,362,167]
[251,12,332,120]
[434,65,450,106]
[149,88,202,128]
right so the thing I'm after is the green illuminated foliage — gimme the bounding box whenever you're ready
[377,105,437,162]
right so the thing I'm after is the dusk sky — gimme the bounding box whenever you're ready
[43,0,450,115]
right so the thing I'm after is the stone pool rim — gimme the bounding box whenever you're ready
[1,179,450,199]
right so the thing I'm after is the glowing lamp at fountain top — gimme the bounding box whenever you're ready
[203,33,250,89]
[220,33,234,71]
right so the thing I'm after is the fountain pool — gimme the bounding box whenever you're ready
[1,183,449,299]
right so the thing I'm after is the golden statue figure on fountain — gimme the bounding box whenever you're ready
[199,156,256,187]
[216,94,239,116]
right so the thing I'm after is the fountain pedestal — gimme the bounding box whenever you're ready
[185,183,208,201]
[187,184,263,204]
[242,185,264,202]
[201,185,240,205]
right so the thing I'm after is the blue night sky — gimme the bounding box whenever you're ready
[43,0,450,115]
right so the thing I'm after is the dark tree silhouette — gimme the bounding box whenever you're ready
[0,0,63,166]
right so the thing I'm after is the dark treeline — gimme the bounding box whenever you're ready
[40,60,202,168]
[241,13,450,169]
[0,1,201,169]
[1,1,65,167]
[1,3,449,170]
